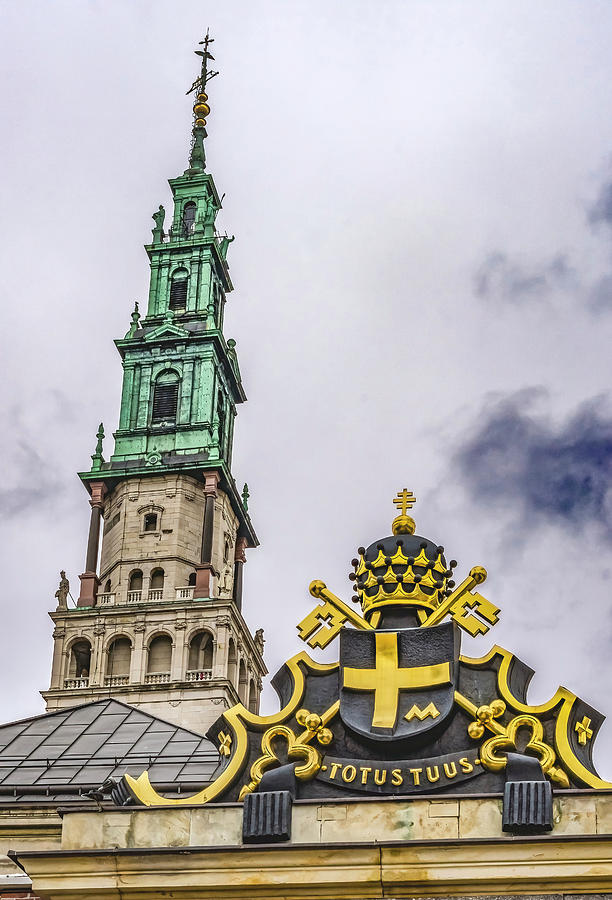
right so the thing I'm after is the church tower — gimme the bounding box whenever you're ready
[43,38,266,732]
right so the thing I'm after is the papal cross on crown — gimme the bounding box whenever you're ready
[297,489,499,649]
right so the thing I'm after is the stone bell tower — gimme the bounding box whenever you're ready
[43,37,267,732]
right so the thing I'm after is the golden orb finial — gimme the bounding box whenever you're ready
[391,488,416,535]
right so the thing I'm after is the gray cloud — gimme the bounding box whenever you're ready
[0,443,59,518]
[455,391,612,532]
[588,274,612,313]
[589,179,612,228]
[473,252,576,304]
[0,392,75,519]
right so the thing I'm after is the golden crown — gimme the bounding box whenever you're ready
[349,490,456,620]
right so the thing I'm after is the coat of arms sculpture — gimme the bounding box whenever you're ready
[120,490,611,834]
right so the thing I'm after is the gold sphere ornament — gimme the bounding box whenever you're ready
[317,727,333,746]
[490,699,506,718]
[305,713,322,732]
[468,721,485,740]
[391,514,416,536]
[469,565,487,584]
[295,709,309,727]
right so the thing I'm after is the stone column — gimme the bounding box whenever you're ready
[193,471,220,599]
[233,537,248,612]
[130,625,146,683]
[90,624,106,686]
[49,626,66,690]
[78,482,106,607]
[171,622,187,681]
[213,617,231,679]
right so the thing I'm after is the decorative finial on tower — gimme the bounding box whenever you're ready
[242,482,250,510]
[186,29,219,173]
[391,488,416,535]
[126,301,140,338]
[91,423,105,471]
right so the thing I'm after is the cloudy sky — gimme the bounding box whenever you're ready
[3,1,612,778]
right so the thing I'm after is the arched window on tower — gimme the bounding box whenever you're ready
[147,635,172,682]
[149,568,165,601]
[169,267,189,310]
[187,631,214,677]
[152,370,180,424]
[106,637,131,685]
[182,201,196,236]
[128,570,143,603]
[67,639,91,685]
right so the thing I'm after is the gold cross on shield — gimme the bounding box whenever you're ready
[343,632,451,729]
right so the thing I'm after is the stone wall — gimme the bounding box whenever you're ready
[99,475,238,603]
[10,794,612,899]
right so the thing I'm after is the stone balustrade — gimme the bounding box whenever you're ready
[63,678,89,689]
[144,672,171,685]
[94,587,196,607]
[185,669,212,682]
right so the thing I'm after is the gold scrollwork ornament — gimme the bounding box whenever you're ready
[238,724,322,801]
[479,713,569,787]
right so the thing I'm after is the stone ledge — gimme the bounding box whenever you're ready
[15,839,612,900]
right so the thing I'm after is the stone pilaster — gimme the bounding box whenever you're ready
[130,624,146,683]
[233,536,247,612]
[194,470,220,598]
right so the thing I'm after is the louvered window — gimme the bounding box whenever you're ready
[217,390,226,450]
[152,373,179,423]
[169,268,188,309]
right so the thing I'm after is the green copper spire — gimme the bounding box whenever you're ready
[79,36,253,550]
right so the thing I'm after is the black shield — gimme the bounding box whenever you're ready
[339,622,460,742]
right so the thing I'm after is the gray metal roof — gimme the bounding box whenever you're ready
[0,700,219,803]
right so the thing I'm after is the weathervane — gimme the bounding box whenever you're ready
[186,29,219,172]
[187,29,219,97]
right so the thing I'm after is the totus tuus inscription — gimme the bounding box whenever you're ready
[316,748,482,794]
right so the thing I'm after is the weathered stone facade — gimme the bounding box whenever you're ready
[97,475,238,604]
[43,595,264,732]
